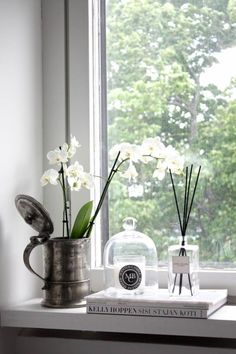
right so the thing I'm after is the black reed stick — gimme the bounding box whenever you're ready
[184,165,193,235]
[185,166,201,231]
[183,166,188,238]
[169,170,183,235]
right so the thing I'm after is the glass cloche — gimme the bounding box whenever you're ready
[103,217,158,296]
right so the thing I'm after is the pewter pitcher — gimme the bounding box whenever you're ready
[44,238,90,307]
[15,194,90,308]
[24,237,90,308]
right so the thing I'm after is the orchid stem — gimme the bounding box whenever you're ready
[59,164,70,238]
[85,151,122,238]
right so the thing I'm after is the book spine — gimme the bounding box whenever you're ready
[87,304,207,318]
[86,300,209,310]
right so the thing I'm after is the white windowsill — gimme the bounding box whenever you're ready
[1,298,236,339]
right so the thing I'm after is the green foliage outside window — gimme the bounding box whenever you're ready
[106,0,236,266]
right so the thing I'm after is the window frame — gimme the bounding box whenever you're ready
[89,0,109,268]
[89,0,236,296]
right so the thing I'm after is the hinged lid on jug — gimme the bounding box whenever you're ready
[15,194,54,235]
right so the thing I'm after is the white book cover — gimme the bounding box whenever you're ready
[86,289,227,318]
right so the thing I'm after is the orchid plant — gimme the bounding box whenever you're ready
[41,135,184,239]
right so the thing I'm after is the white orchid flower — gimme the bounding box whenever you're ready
[168,156,185,174]
[47,147,68,165]
[67,177,82,191]
[163,145,177,158]
[141,137,166,160]
[67,136,81,158]
[109,143,141,163]
[153,166,166,180]
[61,142,77,159]
[81,172,94,189]
[122,161,138,181]
[164,146,185,174]
[70,135,81,149]
[40,169,59,186]
[119,143,141,162]
[66,161,84,179]
[67,146,76,159]
[61,143,69,152]
[152,148,184,180]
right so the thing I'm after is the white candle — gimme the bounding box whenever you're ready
[113,255,146,291]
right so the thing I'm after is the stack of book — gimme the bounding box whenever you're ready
[86,289,227,319]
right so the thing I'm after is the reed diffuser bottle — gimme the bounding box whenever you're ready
[168,165,201,297]
[168,236,199,296]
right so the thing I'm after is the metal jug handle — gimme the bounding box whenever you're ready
[23,234,50,282]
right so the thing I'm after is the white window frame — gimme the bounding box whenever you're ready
[89,0,109,268]
[42,0,236,296]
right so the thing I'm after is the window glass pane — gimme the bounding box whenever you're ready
[106,0,236,267]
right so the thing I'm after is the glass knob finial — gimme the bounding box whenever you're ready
[122,217,137,231]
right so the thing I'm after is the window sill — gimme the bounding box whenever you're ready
[1,298,236,339]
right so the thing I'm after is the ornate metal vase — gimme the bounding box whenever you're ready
[15,194,90,308]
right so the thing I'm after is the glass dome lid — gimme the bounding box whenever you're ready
[103,217,158,295]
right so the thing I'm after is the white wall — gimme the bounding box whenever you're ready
[42,0,66,238]
[0,0,43,352]
[42,0,90,238]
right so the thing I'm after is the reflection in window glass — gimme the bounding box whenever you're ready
[106,0,236,267]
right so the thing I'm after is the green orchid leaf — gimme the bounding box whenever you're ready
[70,200,93,239]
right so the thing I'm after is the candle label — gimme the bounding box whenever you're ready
[172,256,190,274]
[119,264,142,290]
